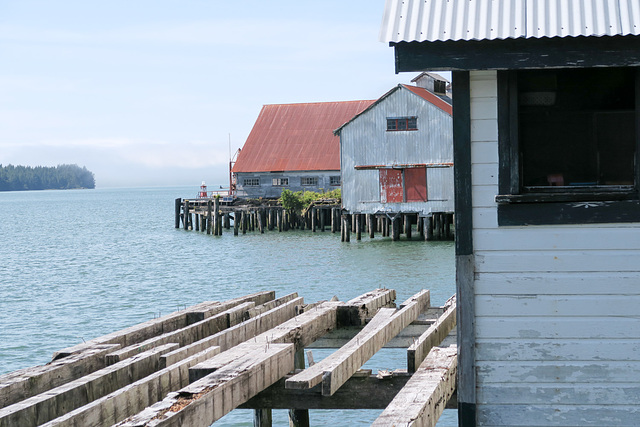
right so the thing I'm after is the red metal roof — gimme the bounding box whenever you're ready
[232,100,374,173]
[401,85,452,115]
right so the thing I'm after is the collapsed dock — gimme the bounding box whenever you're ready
[0,289,457,427]
[175,197,454,241]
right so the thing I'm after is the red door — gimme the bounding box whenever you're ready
[380,169,404,203]
[405,167,427,202]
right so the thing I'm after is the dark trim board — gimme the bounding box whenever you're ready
[498,199,640,226]
[393,35,640,72]
[452,71,477,427]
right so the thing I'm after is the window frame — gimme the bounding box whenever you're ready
[386,116,418,132]
[330,176,341,186]
[243,178,260,187]
[301,177,318,186]
[272,177,289,187]
[496,68,640,225]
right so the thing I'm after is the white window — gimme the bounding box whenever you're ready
[330,176,341,186]
[272,178,289,186]
[243,178,260,187]
[301,177,318,186]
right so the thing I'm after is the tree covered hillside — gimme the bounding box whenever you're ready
[0,164,96,191]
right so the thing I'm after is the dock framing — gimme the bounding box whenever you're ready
[1,289,457,427]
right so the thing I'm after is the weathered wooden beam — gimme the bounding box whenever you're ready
[241,371,458,410]
[336,288,396,327]
[189,300,339,382]
[0,344,178,427]
[188,296,303,362]
[0,344,120,410]
[42,346,221,427]
[53,291,275,361]
[285,290,429,396]
[408,295,457,373]
[371,346,457,427]
[105,302,254,364]
[243,292,298,320]
[116,343,295,427]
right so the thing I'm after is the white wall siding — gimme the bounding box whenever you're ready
[469,70,640,426]
[341,86,453,215]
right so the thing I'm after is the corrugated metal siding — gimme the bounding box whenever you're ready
[233,100,374,173]
[340,85,453,214]
[380,0,640,43]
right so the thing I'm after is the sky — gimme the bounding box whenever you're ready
[0,0,443,188]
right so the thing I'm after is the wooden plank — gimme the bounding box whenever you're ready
[41,346,221,427]
[105,302,254,364]
[0,344,120,410]
[115,343,295,427]
[477,403,640,426]
[476,338,640,362]
[0,344,178,427]
[286,290,430,396]
[190,301,340,382]
[475,294,640,317]
[476,383,640,406]
[53,291,275,360]
[476,317,640,339]
[407,295,456,372]
[337,288,396,327]
[475,250,640,273]
[244,292,298,320]
[474,271,640,295]
[371,346,457,427]
[476,360,640,384]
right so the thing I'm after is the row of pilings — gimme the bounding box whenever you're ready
[175,198,453,241]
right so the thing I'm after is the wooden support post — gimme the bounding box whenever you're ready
[175,198,182,228]
[207,200,213,235]
[331,208,337,233]
[355,214,361,241]
[343,215,350,242]
[445,213,452,239]
[241,211,247,234]
[234,211,239,236]
[408,295,457,373]
[183,200,190,230]
[254,409,272,427]
[224,213,230,230]
[372,346,457,427]
[319,208,325,232]
[195,213,200,231]
[404,214,412,239]
[391,216,400,241]
[366,214,373,238]
[286,290,429,397]
[426,215,434,241]
[311,208,316,232]
[288,349,310,427]
[258,209,264,234]
[418,216,424,240]
[214,197,221,236]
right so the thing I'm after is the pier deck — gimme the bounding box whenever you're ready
[0,289,457,427]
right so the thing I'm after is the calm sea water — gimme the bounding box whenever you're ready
[0,186,456,426]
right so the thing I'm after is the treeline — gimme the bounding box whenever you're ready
[0,164,96,191]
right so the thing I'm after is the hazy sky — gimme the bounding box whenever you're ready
[1,0,435,188]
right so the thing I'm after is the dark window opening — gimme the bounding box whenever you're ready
[518,68,636,190]
[387,117,418,131]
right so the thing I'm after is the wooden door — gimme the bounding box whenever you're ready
[380,169,404,203]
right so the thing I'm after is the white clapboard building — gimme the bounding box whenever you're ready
[381,1,640,426]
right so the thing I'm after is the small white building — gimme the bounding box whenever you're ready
[382,1,640,426]
[335,76,453,221]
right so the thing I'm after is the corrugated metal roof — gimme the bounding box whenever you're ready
[380,0,640,43]
[232,100,375,173]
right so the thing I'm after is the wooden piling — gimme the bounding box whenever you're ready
[213,197,220,236]
[288,349,310,427]
[426,215,434,241]
[404,214,412,239]
[233,211,239,236]
[391,216,400,241]
[183,200,189,230]
[207,200,213,235]
[355,214,361,241]
[175,198,182,228]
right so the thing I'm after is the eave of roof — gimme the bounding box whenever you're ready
[380,0,640,43]
[334,84,452,135]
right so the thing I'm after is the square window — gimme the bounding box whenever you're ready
[301,177,318,186]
